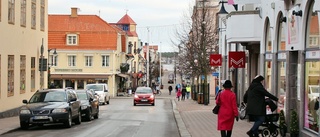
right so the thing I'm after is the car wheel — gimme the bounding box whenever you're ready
[152,103,155,106]
[20,122,29,130]
[102,97,106,105]
[86,109,92,121]
[94,108,99,119]
[74,111,81,125]
[64,112,72,128]
[134,102,136,106]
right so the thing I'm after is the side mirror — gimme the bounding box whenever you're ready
[70,98,77,102]
[89,98,94,102]
[22,100,28,104]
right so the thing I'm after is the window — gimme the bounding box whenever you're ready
[85,56,92,67]
[122,25,129,31]
[66,34,78,45]
[49,55,57,67]
[101,55,109,67]
[68,56,76,66]
[20,55,26,94]
[31,57,35,92]
[8,0,15,24]
[40,0,44,31]
[8,55,14,96]
[31,0,36,29]
[309,36,319,47]
[20,0,26,27]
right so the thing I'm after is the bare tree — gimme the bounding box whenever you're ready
[172,0,219,104]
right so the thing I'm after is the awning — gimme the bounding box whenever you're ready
[116,73,129,78]
[51,74,110,79]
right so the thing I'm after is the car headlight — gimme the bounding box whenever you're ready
[52,108,67,113]
[150,95,155,99]
[81,106,88,110]
[134,95,139,98]
[20,109,31,114]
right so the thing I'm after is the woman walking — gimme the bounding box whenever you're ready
[217,80,238,137]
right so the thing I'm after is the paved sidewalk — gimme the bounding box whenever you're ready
[172,97,253,137]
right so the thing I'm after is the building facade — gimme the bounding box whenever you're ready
[217,0,320,136]
[0,0,48,114]
[48,8,126,97]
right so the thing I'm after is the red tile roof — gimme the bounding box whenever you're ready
[48,15,118,50]
[117,14,137,25]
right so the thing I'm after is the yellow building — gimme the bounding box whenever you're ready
[0,0,48,114]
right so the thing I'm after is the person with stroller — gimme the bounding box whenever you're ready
[217,80,238,137]
[243,75,278,137]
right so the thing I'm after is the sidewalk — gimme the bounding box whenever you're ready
[172,96,253,137]
[0,92,253,137]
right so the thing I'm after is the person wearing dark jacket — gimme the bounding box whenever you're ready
[243,75,278,137]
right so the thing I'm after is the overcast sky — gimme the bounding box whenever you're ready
[48,0,193,52]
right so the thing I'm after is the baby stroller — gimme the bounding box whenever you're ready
[260,98,279,137]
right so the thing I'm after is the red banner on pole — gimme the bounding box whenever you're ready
[228,52,245,68]
[209,54,222,66]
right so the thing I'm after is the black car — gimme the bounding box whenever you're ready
[19,89,82,129]
[75,89,99,121]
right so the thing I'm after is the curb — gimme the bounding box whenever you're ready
[172,99,191,137]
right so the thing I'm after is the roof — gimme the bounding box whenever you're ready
[117,14,137,25]
[48,15,119,50]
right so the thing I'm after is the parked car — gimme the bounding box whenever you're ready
[86,83,110,105]
[133,87,155,106]
[19,89,81,129]
[75,90,99,121]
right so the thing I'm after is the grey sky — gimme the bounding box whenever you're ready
[48,0,193,52]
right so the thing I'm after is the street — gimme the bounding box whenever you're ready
[1,98,179,137]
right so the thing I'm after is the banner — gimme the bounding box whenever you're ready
[210,54,222,66]
[228,51,245,68]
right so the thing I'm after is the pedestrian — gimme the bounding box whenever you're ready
[168,85,173,95]
[216,80,238,137]
[181,81,187,101]
[175,83,181,93]
[243,75,278,137]
[176,89,181,101]
[156,84,160,94]
[186,84,191,99]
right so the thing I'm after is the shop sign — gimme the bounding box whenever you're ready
[229,51,245,68]
[287,6,301,50]
[55,69,83,72]
[210,54,222,66]
[306,50,320,59]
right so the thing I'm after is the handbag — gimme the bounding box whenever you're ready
[239,102,247,120]
[212,93,221,114]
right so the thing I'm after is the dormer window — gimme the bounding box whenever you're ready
[122,25,129,31]
[66,34,78,45]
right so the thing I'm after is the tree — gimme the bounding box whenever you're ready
[290,109,299,136]
[172,1,219,104]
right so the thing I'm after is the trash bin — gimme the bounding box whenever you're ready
[197,93,203,104]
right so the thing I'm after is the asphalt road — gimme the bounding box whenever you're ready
[1,98,179,137]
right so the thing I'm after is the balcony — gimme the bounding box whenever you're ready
[226,10,261,44]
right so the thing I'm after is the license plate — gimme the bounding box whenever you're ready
[141,99,148,102]
[34,116,48,119]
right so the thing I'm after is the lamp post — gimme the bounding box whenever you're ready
[47,48,57,88]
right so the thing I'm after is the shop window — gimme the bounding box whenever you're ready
[304,0,320,133]
[277,61,286,113]
[266,20,272,52]
[265,60,272,91]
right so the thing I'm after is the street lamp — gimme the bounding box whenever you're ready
[48,48,57,88]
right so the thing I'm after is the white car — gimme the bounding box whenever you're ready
[86,84,110,105]
[308,85,320,100]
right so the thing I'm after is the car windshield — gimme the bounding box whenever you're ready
[86,85,103,91]
[136,89,152,94]
[29,92,67,103]
[76,92,88,100]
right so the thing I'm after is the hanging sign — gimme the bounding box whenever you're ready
[209,54,222,66]
[229,51,245,68]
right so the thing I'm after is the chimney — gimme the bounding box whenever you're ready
[71,7,78,17]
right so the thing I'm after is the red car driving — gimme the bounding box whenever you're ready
[133,87,155,106]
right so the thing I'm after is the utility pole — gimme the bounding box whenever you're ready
[159,42,162,87]
[146,27,150,87]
